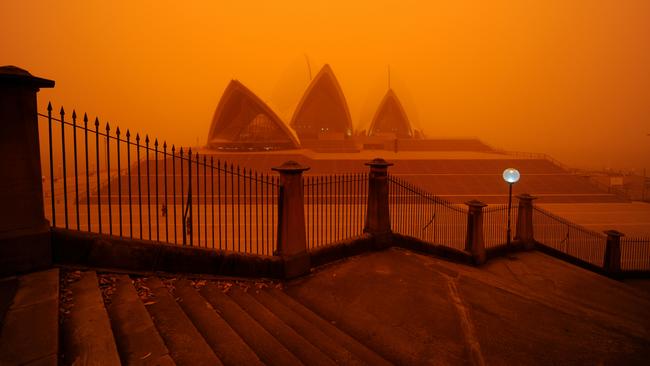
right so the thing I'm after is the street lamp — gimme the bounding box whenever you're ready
[502,168,520,245]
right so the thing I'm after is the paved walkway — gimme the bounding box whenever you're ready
[286,248,650,365]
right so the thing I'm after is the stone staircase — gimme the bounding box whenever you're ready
[0,268,391,366]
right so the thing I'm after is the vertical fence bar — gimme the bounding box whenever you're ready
[230,164,235,250]
[255,172,260,254]
[163,142,168,243]
[172,145,176,244]
[126,130,132,238]
[154,139,159,242]
[211,157,215,249]
[217,160,222,250]
[84,114,91,231]
[265,174,270,255]
[242,168,247,252]
[116,127,122,237]
[180,147,184,245]
[136,134,142,240]
[105,123,112,235]
[60,107,69,229]
[145,136,151,240]
[196,152,201,247]
[47,103,55,227]
[188,148,193,246]
[94,117,102,234]
[248,169,253,253]
[203,155,207,248]
[72,111,80,230]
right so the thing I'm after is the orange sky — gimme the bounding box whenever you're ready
[2,0,649,173]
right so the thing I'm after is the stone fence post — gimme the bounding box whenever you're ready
[603,230,624,276]
[364,158,393,248]
[272,161,310,279]
[515,193,537,249]
[465,200,487,265]
[0,66,54,276]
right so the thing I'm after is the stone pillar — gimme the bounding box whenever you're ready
[603,230,624,276]
[515,193,537,249]
[272,161,310,279]
[0,66,55,276]
[364,158,393,249]
[465,200,487,265]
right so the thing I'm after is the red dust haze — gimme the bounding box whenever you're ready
[1,1,649,172]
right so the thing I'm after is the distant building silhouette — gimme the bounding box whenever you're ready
[290,64,353,140]
[207,80,299,151]
[368,89,420,139]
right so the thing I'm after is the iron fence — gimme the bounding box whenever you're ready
[532,206,606,267]
[621,237,650,271]
[40,104,278,255]
[483,204,518,248]
[303,174,368,249]
[388,176,467,250]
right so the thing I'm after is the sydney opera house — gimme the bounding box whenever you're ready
[207,64,425,152]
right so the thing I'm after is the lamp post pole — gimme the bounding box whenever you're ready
[507,182,513,245]
[503,168,520,246]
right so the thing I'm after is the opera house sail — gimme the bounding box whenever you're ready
[368,89,415,138]
[207,80,299,151]
[290,64,354,140]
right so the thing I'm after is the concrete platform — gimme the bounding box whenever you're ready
[285,248,650,365]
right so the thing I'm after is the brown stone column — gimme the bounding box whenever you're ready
[272,161,310,279]
[603,230,624,276]
[515,193,537,249]
[0,66,54,276]
[364,158,393,249]
[465,200,487,265]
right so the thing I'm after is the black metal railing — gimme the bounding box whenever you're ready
[532,206,607,267]
[483,204,518,248]
[40,104,278,255]
[388,176,467,250]
[303,174,368,249]
[621,237,650,271]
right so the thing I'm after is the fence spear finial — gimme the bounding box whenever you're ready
[135,133,140,142]
[72,109,77,120]
[94,117,99,128]
[163,141,167,149]
[105,122,110,132]
[125,129,130,138]
[154,138,158,147]
[145,135,149,144]
[60,106,65,116]
[83,113,88,125]
[116,126,121,136]
[47,102,52,112]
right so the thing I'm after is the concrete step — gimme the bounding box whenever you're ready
[107,275,175,365]
[228,286,337,366]
[251,288,367,366]
[174,280,263,366]
[143,277,222,366]
[199,283,303,366]
[62,270,121,366]
[266,288,393,366]
[0,269,59,366]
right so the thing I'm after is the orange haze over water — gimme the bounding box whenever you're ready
[2,1,649,173]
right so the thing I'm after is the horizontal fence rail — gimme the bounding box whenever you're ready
[483,204,518,249]
[621,237,650,271]
[304,174,368,249]
[388,176,467,250]
[532,207,607,267]
[39,104,278,255]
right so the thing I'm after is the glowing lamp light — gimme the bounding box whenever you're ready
[502,168,520,184]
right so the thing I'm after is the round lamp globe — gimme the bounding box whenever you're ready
[502,168,520,184]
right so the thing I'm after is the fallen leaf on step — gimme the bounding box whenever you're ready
[143,301,157,306]
[140,352,152,360]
